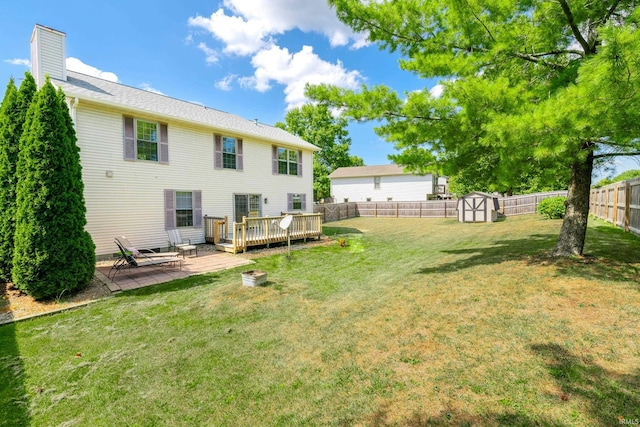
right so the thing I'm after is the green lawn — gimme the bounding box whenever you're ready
[1,216,639,426]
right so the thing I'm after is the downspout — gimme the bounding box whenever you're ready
[71,97,79,127]
[66,97,79,128]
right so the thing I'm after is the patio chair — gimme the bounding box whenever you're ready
[167,229,198,259]
[115,236,179,258]
[109,239,182,281]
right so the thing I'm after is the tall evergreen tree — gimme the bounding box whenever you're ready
[12,77,95,299]
[0,73,37,282]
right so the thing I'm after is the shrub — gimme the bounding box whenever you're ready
[12,77,95,299]
[537,196,567,219]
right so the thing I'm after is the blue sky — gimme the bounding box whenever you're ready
[1,0,638,176]
[1,0,433,167]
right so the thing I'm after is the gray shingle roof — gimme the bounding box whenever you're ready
[328,164,408,178]
[52,71,319,151]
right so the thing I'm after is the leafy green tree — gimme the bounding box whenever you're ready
[12,77,95,299]
[309,0,640,256]
[0,73,37,282]
[593,169,640,187]
[276,104,363,200]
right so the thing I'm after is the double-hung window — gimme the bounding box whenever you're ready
[137,120,158,161]
[164,189,203,229]
[374,176,381,189]
[123,116,169,163]
[287,193,306,211]
[214,134,243,171]
[273,146,302,176]
[223,137,237,169]
[175,191,193,227]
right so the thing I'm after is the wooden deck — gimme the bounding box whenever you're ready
[204,214,323,254]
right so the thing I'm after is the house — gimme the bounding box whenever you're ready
[328,164,447,202]
[29,24,319,258]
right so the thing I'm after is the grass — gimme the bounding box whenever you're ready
[1,215,640,426]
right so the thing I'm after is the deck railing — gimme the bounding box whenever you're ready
[205,213,323,253]
[204,216,228,244]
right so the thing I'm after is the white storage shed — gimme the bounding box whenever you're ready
[457,192,500,223]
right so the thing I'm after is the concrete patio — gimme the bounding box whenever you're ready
[96,248,254,292]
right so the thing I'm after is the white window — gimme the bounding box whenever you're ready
[214,134,243,171]
[123,116,169,163]
[288,193,307,210]
[175,191,193,227]
[137,120,158,161]
[273,146,302,176]
[164,190,202,229]
[374,176,380,189]
[222,137,237,169]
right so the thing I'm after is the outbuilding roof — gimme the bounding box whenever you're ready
[52,71,319,151]
[328,164,408,179]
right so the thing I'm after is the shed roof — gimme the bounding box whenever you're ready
[328,164,409,179]
[52,71,319,151]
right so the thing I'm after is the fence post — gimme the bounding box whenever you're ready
[625,181,631,232]
[613,184,619,225]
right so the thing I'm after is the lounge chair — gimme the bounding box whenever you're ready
[109,239,182,281]
[167,229,198,259]
[115,236,179,258]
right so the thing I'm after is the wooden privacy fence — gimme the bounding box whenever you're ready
[590,178,640,236]
[314,191,568,222]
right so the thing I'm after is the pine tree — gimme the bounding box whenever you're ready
[12,76,95,299]
[0,73,37,282]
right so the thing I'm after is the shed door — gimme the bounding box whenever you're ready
[463,197,487,222]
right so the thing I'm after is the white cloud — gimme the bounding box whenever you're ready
[188,9,270,56]
[187,0,367,110]
[66,57,119,82]
[197,42,219,64]
[139,83,165,95]
[429,84,444,98]
[243,44,362,110]
[187,0,367,58]
[4,58,31,67]
[215,74,236,91]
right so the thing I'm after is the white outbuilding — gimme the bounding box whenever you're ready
[457,192,500,223]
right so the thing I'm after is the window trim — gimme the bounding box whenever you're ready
[214,134,243,171]
[164,189,202,229]
[123,116,169,164]
[273,146,302,177]
[287,193,306,211]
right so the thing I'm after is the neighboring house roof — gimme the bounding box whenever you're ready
[52,71,319,151]
[329,164,410,179]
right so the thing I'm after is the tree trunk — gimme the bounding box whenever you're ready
[552,149,594,256]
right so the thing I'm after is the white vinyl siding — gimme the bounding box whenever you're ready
[31,25,66,87]
[74,104,314,256]
[331,174,436,202]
